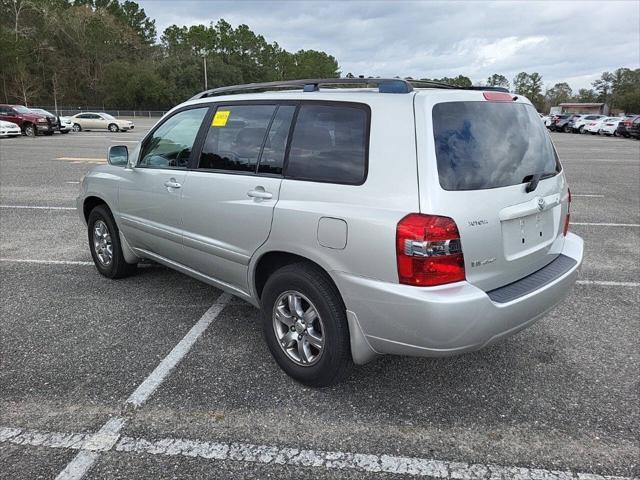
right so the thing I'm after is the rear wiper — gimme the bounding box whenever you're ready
[522,172,556,193]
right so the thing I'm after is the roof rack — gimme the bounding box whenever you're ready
[190,77,509,100]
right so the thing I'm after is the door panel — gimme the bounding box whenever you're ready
[181,173,282,291]
[118,169,187,261]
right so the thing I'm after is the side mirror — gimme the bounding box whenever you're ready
[108,145,128,167]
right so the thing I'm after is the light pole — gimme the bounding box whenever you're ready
[203,56,208,90]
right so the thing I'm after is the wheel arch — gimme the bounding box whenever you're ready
[250,249,378,365]
[83,195,109,223]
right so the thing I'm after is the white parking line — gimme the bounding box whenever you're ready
[51,291,232,479]
[0,205,75,210]
[127,293,232,407]
[0,258,93,266]
[572,222,639,227]
[577,280,640,287]
[1,425,634,480]
[55,417,126,480]
[572,194,605,198]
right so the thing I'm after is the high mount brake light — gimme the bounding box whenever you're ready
[483,91,514,102]
[396,214,465,286]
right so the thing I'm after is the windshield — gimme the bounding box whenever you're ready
[31,109,53,116]
[433,101,560,191]
[14,106,32,114]
[101,113,116,120]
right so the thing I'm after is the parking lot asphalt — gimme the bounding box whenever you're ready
[0,124,638,479]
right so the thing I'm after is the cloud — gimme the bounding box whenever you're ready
[138,0,640,90]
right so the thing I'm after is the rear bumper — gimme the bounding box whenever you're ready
[334,233,583,359]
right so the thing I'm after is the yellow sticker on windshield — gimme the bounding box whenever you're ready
[211,110,230,127]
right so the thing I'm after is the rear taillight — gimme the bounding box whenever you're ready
[563,189,571,236]
[396,214,465,286]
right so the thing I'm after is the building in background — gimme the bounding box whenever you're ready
[559,103,609,115]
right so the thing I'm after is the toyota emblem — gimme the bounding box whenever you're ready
[537,197,545,211]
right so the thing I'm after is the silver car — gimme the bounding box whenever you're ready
[77,78,583,386]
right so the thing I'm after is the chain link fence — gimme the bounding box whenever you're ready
[31,106,166,118]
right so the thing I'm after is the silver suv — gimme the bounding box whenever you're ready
[77,78,584,386]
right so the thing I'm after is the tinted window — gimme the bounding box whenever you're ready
[258,105,295,175]
[433,102,560,191]
[286,104,368,184]
[139,107,207,169]
[199,105,276,172]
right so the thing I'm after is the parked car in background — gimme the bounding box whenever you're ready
[553,114,581,133]
[77,78,582,386]
[58,116,74,133]
[0,120,21,137]
[29,108,68,134]
[70,112,134,132]
[598,117,624,136]
[544,115,555,128]
[585,117,620,135]
[571,114,605,133]
[548,114,570,131]
[0,104,54,136]
[625,115,640,139]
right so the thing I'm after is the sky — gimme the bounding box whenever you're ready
[138,0,640,91]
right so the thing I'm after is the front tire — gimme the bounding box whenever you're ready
[24,123,36,137]
[88,205,137,279]
[72,123,82,132]
[579,126,586,134]
[563,124,571,133]
[108,123,119,132]
[261,262,353,387]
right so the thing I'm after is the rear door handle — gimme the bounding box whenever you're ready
[164,179,182,189]
[247,187,272,200]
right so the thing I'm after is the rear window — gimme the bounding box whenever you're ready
[433,101,560,191]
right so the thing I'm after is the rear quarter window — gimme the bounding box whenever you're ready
[432,101,560,191]
[285,103,369,185]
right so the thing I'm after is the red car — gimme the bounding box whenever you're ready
[0,104,55,136]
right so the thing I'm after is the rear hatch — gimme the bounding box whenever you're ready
[414,91,570,292]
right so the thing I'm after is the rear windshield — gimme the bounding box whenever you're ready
[433,101,560,191]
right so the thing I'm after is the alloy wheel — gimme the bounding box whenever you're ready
[272,291,325,366]
[92,220,113,266]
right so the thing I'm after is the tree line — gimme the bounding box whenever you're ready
[0,0,339,109]
[485,70,640,113]
[1,0,638,113]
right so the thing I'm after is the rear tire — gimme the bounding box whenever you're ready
[563,124,571,133]
[87,205,137,279]
[261,262,353,387]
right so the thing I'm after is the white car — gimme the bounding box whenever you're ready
[70,112,134,132]
[585,117,620,134]
[575,115,605,133]
[59,116,74,133]
[598,117,624,136]
[0,120,21,137]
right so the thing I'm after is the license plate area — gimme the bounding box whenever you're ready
[502,209,557,260]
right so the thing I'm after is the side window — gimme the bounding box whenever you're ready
[138,107,208,169]
[199,105,276,172]
[258,105,295,175]
[286,104,368,185]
